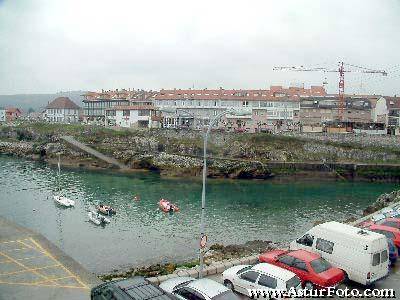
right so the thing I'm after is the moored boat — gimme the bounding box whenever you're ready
[97,204,116,215]
[54,195,75,207]
[88,211,110,225]
[159,198,179,213]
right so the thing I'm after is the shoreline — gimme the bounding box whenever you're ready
[2,151,400,183]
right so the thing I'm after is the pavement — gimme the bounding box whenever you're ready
[0,217,101,300]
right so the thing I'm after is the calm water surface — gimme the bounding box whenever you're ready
[0,155,398,274]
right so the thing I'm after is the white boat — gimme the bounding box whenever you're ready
[88,211,110,225]
[54,195,75,207]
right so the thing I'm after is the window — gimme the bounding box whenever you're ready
[214,101,218,106]
[240,271,259,283]
[382,221,400,229]
[258,274,277,289]
[242,101,249,107]
[122,110,130,116]
[310,258,331,273]
[373,230,395,240]
[286,276,301,290]
[138,110,149,116]
[372,253,380,266]
[278,255,295,266]
[381,250,388,263]
[293,259,308,272]
[316,238,334,254]
[297,234,314,247]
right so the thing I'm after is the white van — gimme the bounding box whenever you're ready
[289,221,389,285]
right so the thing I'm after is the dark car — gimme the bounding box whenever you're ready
[91,276,177,300]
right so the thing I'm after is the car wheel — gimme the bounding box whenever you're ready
[223,280,234,291]
[304,282,314,290]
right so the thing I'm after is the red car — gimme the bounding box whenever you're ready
[378,218,400,230]
[367,224,400,249]
[259,249,344,290]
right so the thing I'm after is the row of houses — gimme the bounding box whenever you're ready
[3,86,400,135]
[80,86,400,134]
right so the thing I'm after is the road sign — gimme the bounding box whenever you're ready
[200,235,207,249]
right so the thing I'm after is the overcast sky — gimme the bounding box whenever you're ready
[0,0,399,95]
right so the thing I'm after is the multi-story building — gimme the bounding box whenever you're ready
[105,98,161,128]
[299,96,384,124]
[82,89,156,124]
[154,86,326,132]
[386,97,400,130]
[44,97,81,123]
[0,107,5,122]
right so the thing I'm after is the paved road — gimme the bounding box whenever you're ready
[61,135,126,169]
[208,263,400,299]
[0,217,101,300]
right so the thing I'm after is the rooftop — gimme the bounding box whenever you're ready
[46,97,80,109]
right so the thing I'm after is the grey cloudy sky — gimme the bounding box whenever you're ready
[0,0,399,95]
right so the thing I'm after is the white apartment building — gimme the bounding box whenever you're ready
[154,86,326,132]
[44,97,81,123]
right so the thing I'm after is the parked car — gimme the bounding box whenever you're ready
[222,263,301,298]
[367,224,400,252]
[290,221,389,285]
[91,276,177,300]
[387,238,398,265]
[159,277,241,300]
[259,249,344,290]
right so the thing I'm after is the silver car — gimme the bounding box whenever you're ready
[159,277,241,300]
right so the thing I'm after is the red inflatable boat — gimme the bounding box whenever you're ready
[159,199,179,213]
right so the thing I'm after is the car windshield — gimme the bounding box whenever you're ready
[310,258,332,273]
[237,265,252,275]
[213,290,241,300]
[173,279,193,291]
[286,276,301,289]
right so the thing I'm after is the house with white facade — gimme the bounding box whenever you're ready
[154,86,326,132]
[0,107,5,122]
[105,102,161,129]
[44,97,81,123]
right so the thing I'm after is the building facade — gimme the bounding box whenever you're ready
[44,97,80,123]
[5,108,22,122]
[0,108,5,122]
[386,97,400,130]
[82,89,156,124]
[154,86,326,132]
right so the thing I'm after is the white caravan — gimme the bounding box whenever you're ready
[290,221,389,285]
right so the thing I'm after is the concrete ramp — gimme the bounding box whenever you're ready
[61,135,126,169]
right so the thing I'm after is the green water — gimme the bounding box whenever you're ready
[0,155,397,274]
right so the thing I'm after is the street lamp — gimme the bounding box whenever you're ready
[198,108,252,278]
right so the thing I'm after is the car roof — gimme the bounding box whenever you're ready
[288,249,320,262]
[252,263,296,281]
[112,277,175,300]
[370,224,400,233]
[187,278,228,298]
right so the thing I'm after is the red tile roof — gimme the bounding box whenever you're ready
[385,97,400,109]
[155,86,326,101]
[45,97,80,109]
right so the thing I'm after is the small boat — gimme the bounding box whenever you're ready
[54,195,75,207]
[159,199,179,213]
[88,211,110,225]
[97,204,116,216]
